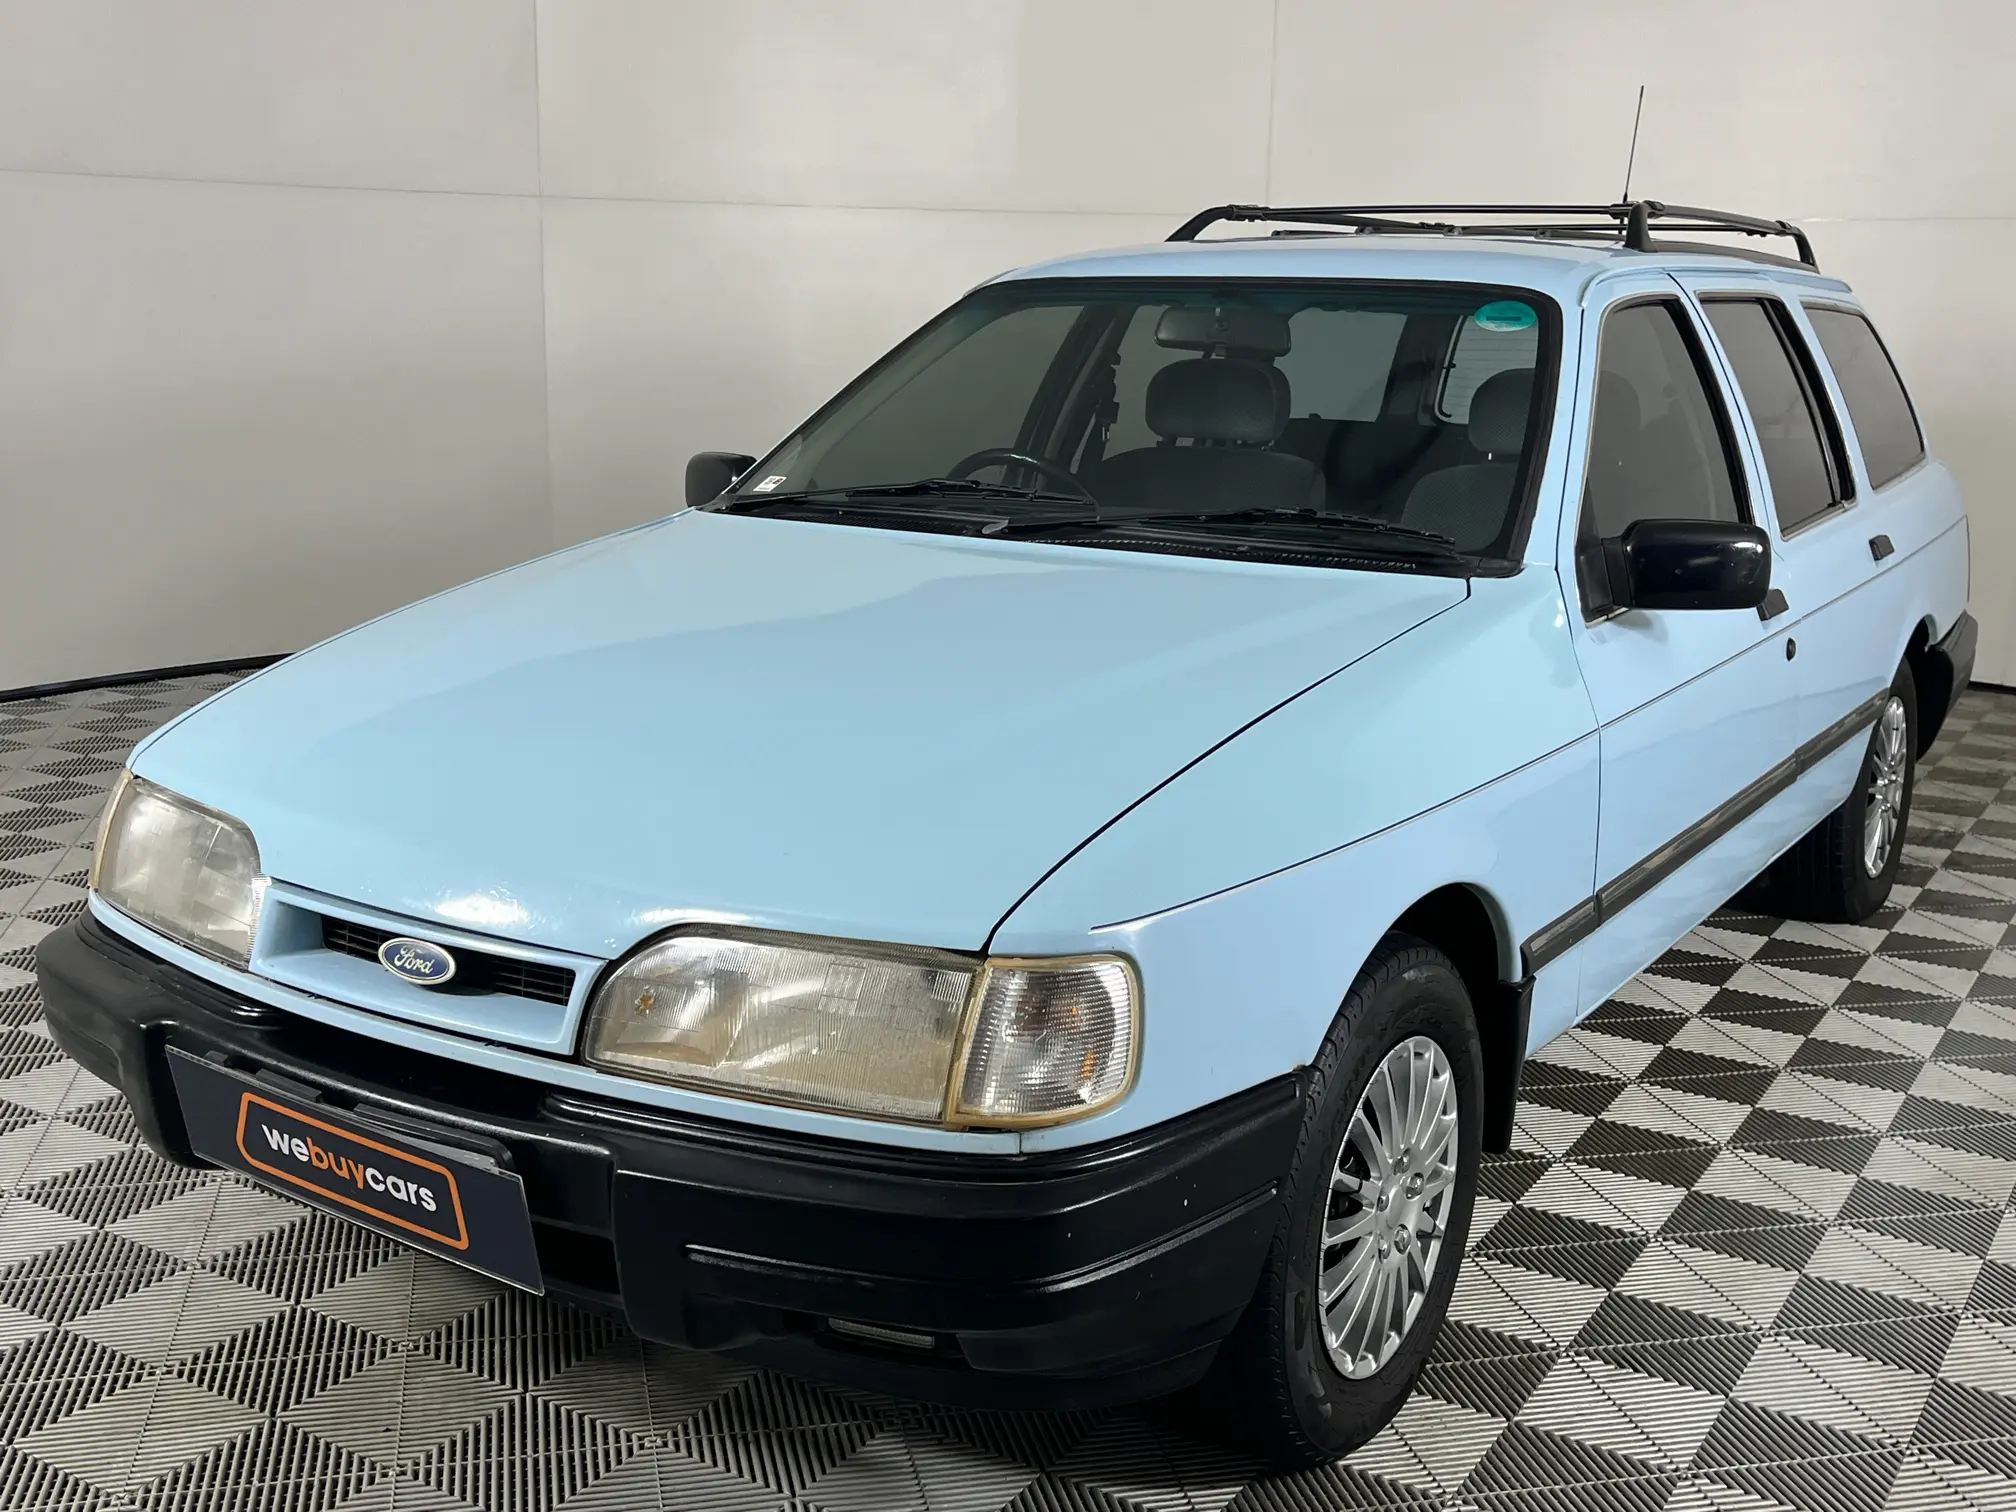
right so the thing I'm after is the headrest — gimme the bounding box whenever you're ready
[1469,368,1535,456]
[1155,305,1291,358]
[1146,358,1288,444]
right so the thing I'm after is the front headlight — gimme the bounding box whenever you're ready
[92,772,266,966]
[584,931,1137,1128]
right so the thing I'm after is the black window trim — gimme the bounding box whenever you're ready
[1574,292,1754,623]
[1799,299,1929,494]
[1695,291,1856,540]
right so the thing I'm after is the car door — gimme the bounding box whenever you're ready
[1680,281,1916,847]
[1561,276,1800,1015]
[1775,303,1946,832]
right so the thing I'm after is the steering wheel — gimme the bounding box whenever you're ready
[947,447,1096,502]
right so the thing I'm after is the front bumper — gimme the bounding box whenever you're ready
[36,914,1300,1408]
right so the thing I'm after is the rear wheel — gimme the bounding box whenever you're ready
[1755,660,1917,924]
[1196,933,1482,1468]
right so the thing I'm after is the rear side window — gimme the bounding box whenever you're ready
[1580,300,1745,545]
[1703,299,1847,534]
[1805,308,1925,489]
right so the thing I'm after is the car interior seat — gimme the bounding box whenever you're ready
[1397,367,1535,550]
[1094,306,1323,517]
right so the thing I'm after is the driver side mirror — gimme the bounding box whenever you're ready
[1583,518,1771,614]
[686,451,757,508]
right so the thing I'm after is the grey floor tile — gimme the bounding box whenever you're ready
[2,676,2014,1510]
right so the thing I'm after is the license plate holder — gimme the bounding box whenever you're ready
[168,1048,544,1293]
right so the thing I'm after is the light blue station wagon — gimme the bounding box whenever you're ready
[40,201,1975,1465]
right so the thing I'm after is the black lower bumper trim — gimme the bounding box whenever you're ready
[1927,608,1975,741]
[35,913,1300,1406]
[1937,610,1979,689]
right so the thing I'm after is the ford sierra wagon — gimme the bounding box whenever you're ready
[39,200,1975,1465]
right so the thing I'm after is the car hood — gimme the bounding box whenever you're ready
[136,511,1465,957]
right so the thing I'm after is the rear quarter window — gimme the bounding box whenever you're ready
[1805,307,1925,489]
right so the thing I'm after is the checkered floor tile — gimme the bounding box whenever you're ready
[4,675,2016,1511]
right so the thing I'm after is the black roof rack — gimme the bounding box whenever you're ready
[1167,200,1817,269]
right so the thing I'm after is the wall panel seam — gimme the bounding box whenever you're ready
[0,166,1205,221]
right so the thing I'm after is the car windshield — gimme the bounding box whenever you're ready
[718,280,1556,570]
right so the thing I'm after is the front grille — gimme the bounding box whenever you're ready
[320,916,576,1006]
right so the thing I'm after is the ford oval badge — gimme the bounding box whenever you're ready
[378,936,457,987]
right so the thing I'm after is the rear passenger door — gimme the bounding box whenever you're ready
[1683,281,1927,834]
[1563,277,1800,1015]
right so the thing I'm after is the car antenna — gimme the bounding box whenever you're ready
[1620,84,1646,202]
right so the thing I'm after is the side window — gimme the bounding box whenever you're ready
[1702,298,1847,534]
[1579,300,1746,550]
[1805,307,1926,489]
[1437,317,1541,422]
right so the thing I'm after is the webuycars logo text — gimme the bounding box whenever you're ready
[232,1092,468,1249]
[256,1123,441,1212]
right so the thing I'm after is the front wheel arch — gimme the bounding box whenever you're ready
[1390,884,1525,1153]
[1196,931,1485,1467]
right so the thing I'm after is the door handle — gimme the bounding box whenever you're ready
[1870,534,1895,561]
[1757,588,1790,622]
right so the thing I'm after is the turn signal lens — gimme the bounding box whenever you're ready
[952,957,1137,1126]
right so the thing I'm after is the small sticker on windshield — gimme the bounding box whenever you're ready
[1473,300,1537,332]
[752,475,788,493]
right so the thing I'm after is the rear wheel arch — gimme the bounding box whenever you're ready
[1389,884,1525,1153]
[1904,614,1952,756]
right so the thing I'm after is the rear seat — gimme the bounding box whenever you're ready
[1273,415,1483,519]
[1331,419,1482,519]
[1273,416,1338,476]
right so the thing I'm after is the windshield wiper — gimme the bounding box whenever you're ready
[1303,512,1463,549]
[714,477,1086,514]
[709,497,1016,532]
[710,488,1468,558]
[848,478,1087,505]
[984,506,1465,552]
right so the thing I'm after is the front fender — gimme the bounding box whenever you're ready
[994,571,1600,1151]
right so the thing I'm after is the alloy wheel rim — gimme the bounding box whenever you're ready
[1319,1034,1459,1379]
[1863,695,1909,878]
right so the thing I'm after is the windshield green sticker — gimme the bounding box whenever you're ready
[1473,300,1537,332]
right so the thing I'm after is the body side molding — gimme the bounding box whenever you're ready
[1522,689,1888,974]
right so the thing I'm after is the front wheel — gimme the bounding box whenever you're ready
[1196,933,1482,1468]
[1756,660,1917,924]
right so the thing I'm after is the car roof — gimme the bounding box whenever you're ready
[992,234,1855,305]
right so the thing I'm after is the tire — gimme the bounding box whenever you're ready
[1754,660,1918,925]
[1194,933,1483,1469]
